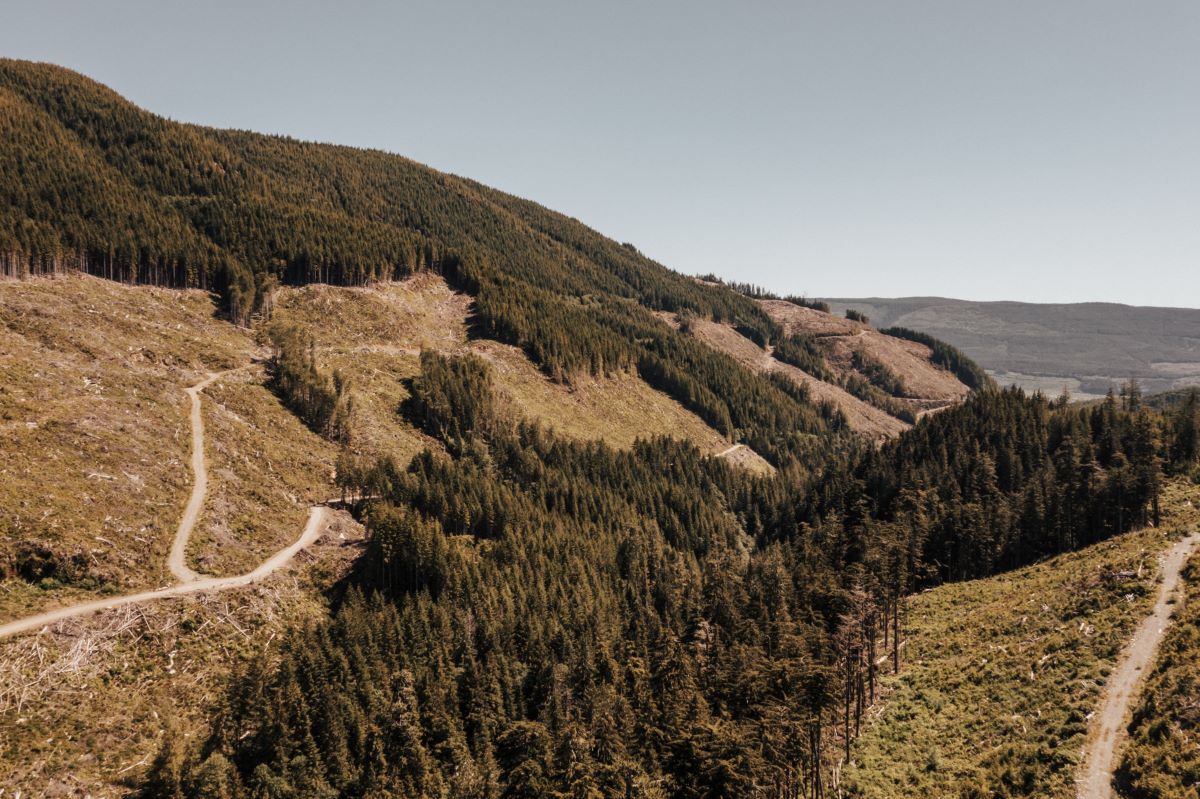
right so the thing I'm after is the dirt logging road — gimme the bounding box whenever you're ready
[0,508,328,639]
[1076,531,1200,799]
[169,370,225,582]
[0,369,331,641]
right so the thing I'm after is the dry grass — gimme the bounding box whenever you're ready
[0,274,351,613]
[0,274,365,795]
[272,275,465,466]
[272,272,470,354]
[0,274,252,618]
[686,315,772,370]
[1113,483,1200,798]
[471,339,773,471]
[0,510,364,798]
[757,299,969,420]
[323,348,444,466]
[273,275,768,471]
[824,332,968,403]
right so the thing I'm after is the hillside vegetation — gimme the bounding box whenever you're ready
[149,357,1171,798]
[0,59,846,469]
[758,298,975,404]
[845,481,1199,799]
[688,278,978,436]
[0,274,339,611]
[271,274,770,472]
[1116,469,1200,799]
[1,60,1197,799]
[666,311,909,439]
[0,267,773,610]
[0,511,363,795]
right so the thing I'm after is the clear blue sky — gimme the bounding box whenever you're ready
[3,1,1198,306]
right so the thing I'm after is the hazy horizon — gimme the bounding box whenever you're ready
[818,295,1200,310]
[3,0,1198,307]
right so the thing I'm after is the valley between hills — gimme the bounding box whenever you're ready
[3,274,1197,799]
[1,59,1199,799]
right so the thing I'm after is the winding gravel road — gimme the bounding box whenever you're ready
[0,369,330,640]
[1077,531,1200,798]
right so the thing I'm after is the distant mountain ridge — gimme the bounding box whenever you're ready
[821,296,1200,399]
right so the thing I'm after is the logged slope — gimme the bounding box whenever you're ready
[823,297,1200,399]
[0,58,838,467]
[673,313,909,439]
[0,511,362,797]
[0,274,338,619]
[758,298,970,407]
[674,278,978,438]
[270,274,772,471]
[0,508,329,640]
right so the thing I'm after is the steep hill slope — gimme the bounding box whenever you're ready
[757,298,970,407]
[822,297,1200,399]
[660,311,909,439]
[270,274,773,472]
[0,58,847,468]
[655,288,977,440]
[0,274,338,619]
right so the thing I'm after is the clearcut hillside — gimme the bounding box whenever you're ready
[0,58,980,462]
[5,60,1191,799]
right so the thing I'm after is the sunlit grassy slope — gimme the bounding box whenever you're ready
[845,481,1200,799]
[1117,482,1200,799]
[0,272,766,624]
[0,274,338,619]
[273,274,773,472]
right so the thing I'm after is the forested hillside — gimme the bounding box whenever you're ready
[2,60,1198,798]
[147,354,1177,798]
[0,59,874,465]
